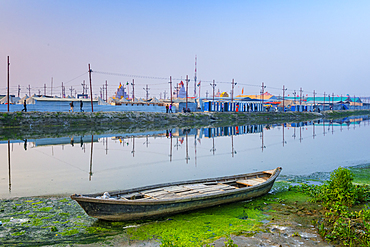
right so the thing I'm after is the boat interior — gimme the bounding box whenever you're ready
[100,169,276,201]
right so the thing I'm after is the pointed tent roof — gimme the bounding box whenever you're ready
[0,96,20,104]
[96,96,109,105]
[220,92,229,97]
[26,96,36,104]
[149,97,160,103]
[119,97,129,102]
[18,95,29,104]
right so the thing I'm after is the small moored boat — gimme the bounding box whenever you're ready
[71,167,282,221]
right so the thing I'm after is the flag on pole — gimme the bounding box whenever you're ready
[197,81,201,87]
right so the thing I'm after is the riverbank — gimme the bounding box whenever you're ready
[1,109,369,140]
[1,164,369,246]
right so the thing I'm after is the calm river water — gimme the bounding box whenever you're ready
[1,116,369,199]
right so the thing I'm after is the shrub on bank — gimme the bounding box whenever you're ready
[290,167,370,246]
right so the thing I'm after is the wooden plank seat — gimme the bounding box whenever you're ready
[236,177,267,187]
[164,186,191,193]
[140,183,240,199]
[263,169,275,175]
[174,190,202,197]
[141,189,173,199]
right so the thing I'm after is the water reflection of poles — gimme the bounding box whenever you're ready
[331,121,334,134]
[292,127,296,139]
[313,122,316,139]
[105,137,108,155]
[131,137,135,157]
[210,137,216,155]
[143,136,149,147]
[299,126,302,143]
[194,133,197,167]
[282,124,286,146]
[8,140,11,192]
[261,129,265,152]
[231,134,235,157]
[169,131,173,162]
[323,120,326,136]
[89,135,94,181]
[174,138,180,150]
[185,133,190,164]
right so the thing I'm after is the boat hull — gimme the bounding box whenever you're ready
[72,167,281,221]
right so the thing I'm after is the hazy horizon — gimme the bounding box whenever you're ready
[1,0,370,99]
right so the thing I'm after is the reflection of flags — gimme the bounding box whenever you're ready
[242,88,244,94]
[126,81,129,85]
[197,81,201,87]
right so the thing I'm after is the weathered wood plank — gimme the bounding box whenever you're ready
[263,169,275,175]
[163,186,187,193]
[175,190,202,196]
[236,178,266,187]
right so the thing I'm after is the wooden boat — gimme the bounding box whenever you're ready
[71,167,282,221]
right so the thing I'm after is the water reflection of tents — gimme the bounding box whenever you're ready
[32,136,99,147]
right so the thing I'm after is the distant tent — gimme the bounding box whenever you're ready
[149,97,160,103]
[18,95,29,104]
[97,97,109,105]
[119,97,129,103]
[220,92,229,97]
[26,96,36,104]
[0,96,20,104]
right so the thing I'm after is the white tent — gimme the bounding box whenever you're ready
[25,97,36,104]
[0,96,20,104]
[17,95,29,104]
[119,97,129,103]
[96,97,109,105]
[149,97,160,103]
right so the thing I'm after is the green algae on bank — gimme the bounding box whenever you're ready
[125,201,267,246]
[1,165,370,246]
[349,163,370,185]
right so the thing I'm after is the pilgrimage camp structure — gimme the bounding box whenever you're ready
[0,83,368,113]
